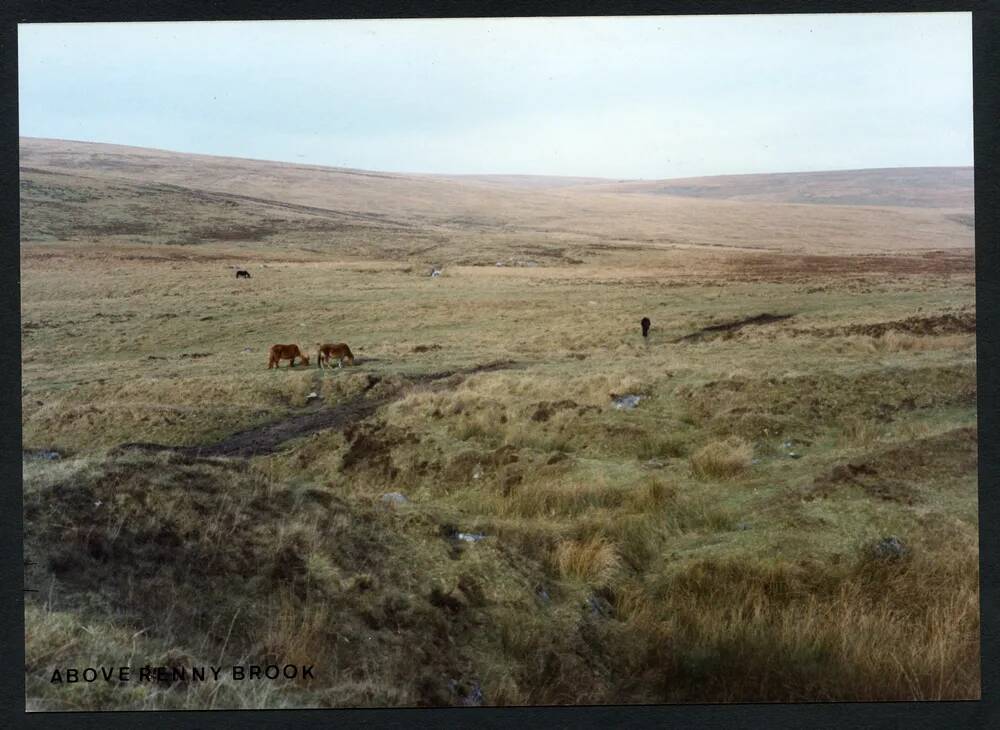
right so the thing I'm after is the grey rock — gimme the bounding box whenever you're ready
[456,532,486,543]
[612,394,642,410]
[871,535,908,561]
[448,679,485,707]
[381,492,409,505]
[25,450,61,461]
[586,594,613,619]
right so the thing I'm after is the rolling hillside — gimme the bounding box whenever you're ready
[575,167,974,209]
[20,138,974,262]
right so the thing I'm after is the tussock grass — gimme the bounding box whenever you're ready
[554,536,621,582]
[641,527,981,702]
[689,437,753,480]
[837,416,884,448]
[254,591,336,672]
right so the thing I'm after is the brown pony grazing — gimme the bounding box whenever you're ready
[268,344,310,369]
[316,343,355,368]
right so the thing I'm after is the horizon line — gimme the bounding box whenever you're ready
[18,135,975,183]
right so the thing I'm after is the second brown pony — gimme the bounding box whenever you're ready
[317,343,355,368]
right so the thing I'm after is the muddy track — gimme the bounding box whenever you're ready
[675,313,794,342]
[111,360,519,460]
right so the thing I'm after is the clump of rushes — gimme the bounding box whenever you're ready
[689,436,753,480]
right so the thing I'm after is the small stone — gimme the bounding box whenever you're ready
[586,594,613,619]
[381,492,408,505]
[871,535,907,561]
[463,681,485,707]
[456,532,486,543]
[612,394,642,410]
[25,450,61,461]
[448,679,485,707]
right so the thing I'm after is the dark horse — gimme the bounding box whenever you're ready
[236,270,251,279]
[641,317,651,338]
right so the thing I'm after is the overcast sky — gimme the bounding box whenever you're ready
[18,14,972,179]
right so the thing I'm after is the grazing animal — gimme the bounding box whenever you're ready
[268,344,310,369]
[236,270,251,279]
[641,317,651,338]
[317,342,355,368]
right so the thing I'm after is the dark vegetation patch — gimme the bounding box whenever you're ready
[24,447,651,707]
[682,364,976,438]
[797,311,975,338]
[188,225,275,242]
[805,427,977,504]
[530,400,579,422]
[725,250,975,279]
[340,421,418,481]
[22,451,494,706]
[73,221,154,236]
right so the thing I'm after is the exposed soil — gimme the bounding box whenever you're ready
[675,313,794,342]
[804,426,977,504]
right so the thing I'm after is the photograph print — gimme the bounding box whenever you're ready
[19,13,978,710]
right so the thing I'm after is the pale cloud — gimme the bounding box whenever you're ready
[18,14,972,178]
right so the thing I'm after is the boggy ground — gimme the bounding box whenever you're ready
[22,241,978,709]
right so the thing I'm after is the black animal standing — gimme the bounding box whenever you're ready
[641,317,651,338]
[236,270,251,279]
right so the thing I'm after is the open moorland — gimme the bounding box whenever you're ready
[21,138,978,709]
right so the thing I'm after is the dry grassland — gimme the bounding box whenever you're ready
[21,139,978,709]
